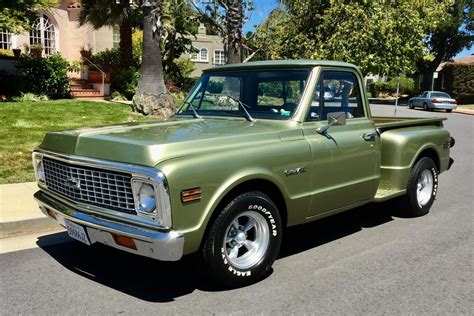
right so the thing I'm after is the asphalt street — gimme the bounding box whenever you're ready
[1,104,472,314]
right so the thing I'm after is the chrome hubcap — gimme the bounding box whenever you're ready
[416,169,434,207]
[223,211,270,270]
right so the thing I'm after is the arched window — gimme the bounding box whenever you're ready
[200,48,208,62]
[30,14,57,55]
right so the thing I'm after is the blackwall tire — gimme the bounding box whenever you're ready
[202,191,282,288]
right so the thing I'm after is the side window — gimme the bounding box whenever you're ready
[307,71,365,121]
[421,92,428,98]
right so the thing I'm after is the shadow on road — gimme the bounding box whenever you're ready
[37,200,401,302]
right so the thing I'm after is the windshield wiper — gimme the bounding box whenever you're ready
[222,95,255,122]
[177,101,201,119]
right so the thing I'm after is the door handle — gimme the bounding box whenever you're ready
[362,131,377,141]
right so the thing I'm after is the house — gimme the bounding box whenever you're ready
[433,54,474,104]
[0,1,116,98]
[186,24,225,77]
[0,1,116,62]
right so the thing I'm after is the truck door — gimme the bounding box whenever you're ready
[302,69,381,218]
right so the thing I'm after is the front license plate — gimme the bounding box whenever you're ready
[65,219,91,245]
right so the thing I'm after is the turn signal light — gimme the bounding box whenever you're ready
[112,234,137,250]
[181,187,202,203]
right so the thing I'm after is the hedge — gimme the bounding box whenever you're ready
[442,63,474,104]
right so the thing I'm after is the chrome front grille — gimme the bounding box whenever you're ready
[43,157,136,214]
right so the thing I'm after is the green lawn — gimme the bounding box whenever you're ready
[459,104,474,110]
[0,100,154,184]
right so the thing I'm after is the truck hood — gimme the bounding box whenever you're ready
[38,117,285,167]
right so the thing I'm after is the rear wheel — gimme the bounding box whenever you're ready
[202,191,282,288]
[398,157,438,217]
[423,103,428,111]
[446,109,452,113]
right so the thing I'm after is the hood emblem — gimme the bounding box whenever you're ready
[65,177,81,190]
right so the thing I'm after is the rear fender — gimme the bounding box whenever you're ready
[379,126,450,193]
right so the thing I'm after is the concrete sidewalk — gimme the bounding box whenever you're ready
[0,182,61,238]
[454,107,474,115]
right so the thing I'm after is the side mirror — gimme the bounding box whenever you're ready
[316,112,346,134]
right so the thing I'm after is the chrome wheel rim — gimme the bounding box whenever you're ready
[223,211,270,270]
[416,169,434,207]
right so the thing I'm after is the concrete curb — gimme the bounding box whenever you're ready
[453,108,474,115]
[0,216,61,239]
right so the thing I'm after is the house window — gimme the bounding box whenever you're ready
[214,50,225,65]
[200,48,208,62]
[30,14,57,55]
[190,47,209,62]
[113,27,120,48]
[0,30,12,50]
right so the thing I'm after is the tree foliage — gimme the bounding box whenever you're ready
[0,0,53,32]
[253,0,452,76]
[79,0,140,68]
[191,0,253,63]
[417,0,473,90]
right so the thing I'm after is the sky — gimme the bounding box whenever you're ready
[243,1,473,60]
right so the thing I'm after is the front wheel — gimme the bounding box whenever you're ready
[409,101,414,109]
[446,109,452,113]
[202,192,282,287]
[398,157,438,217]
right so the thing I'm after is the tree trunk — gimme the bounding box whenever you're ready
[132,3,175,118]
[119,17,133,69]
[225,0,243,64]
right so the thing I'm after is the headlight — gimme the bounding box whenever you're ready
[137,183,156,213]
[132,173,171,227]
[33,154,45,183]
[132,180,158,216]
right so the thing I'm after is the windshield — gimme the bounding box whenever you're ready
[431,92,451,98]
[177,69,311,120]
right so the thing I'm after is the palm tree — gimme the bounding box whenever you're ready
[132,0,175,117]
[225,0,244,64]
[79,0,138,68]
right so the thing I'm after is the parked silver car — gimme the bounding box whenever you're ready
[409,91,458,112]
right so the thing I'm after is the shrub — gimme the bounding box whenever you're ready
[0,49,14,57]
[443,63,474,104]
[90,48,122,73]
[111,67,140,100]
[12,92,49,102]
[368,81,390,97]
[387,74,415,96]
[15,53,70,99]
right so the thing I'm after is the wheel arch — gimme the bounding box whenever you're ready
[198,177,288,252]
[412,146,441,172]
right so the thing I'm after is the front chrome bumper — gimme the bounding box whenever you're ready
[34,190,184,261]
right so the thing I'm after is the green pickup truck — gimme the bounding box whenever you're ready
[33,60,454,287]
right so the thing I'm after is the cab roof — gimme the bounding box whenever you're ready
[203,59,360,73]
